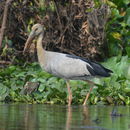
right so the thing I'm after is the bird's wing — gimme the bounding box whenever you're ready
[66,54,112,77]
[45,52,112,80]
[48,53,92,79]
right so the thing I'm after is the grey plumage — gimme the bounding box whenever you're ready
[41,51,112,80]
[66,54,112,77]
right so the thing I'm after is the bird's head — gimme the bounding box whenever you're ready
[23,24,43,53]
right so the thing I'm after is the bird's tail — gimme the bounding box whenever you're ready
[87,62,113,77]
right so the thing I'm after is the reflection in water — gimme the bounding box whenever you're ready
[66,107,72,130]
[0,104,130,130]
[82,106,91,126]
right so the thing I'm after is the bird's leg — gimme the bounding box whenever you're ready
[83,80,95,106]
[66,80,72,106]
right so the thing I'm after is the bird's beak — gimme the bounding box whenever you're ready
[23,31,35,53]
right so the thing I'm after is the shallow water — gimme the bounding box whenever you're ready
[0,104,129,130]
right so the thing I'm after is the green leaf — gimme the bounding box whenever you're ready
[38,84,46,92]
[127,66,130,78]
[115,56,128,76]
[111,8,120,18]
[112,32,122,40]
[0,84,9,101]
[125,8,130,25]
[123,0,130,5]
[126,47,130,57]
[106,1,117,8]
[124,88,130,93]
[118,94,125,101]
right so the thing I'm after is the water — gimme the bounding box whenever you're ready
[0,104,130,130]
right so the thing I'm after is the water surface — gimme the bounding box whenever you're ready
[0,104,130,130]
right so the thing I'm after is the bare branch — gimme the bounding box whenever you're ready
[0,0,13,49]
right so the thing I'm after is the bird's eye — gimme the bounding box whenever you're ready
[35,28,38,32]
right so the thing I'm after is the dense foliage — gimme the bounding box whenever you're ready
[107,0,130,57]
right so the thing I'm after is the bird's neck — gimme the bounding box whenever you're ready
[37,33,46,67]
[37,33,45,51]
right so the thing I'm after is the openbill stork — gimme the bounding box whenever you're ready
[23,24,112,106]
